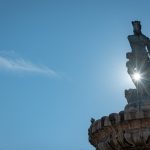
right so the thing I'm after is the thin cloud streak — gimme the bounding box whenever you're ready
[0,56,58,77]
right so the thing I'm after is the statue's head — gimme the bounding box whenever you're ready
[132,21,142,35]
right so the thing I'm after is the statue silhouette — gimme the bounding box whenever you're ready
[126,21,150,96]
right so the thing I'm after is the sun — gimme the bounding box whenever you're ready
[133,72,141,81]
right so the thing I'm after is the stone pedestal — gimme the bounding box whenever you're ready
[89,112,150,150]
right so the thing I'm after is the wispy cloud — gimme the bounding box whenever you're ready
[0,51,58,77]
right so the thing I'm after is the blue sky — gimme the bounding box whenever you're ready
[0,0,150,150]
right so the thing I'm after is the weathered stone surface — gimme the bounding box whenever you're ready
[89,116,150,150]
[88,21,150,150]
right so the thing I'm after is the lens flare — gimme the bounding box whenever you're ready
[133,72,141,81]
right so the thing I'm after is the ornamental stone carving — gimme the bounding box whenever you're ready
[88,21,150,150]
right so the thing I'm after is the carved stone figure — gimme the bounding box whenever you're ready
[128,21,150,68]
[88,21,150,150]
[126,21,150,96]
